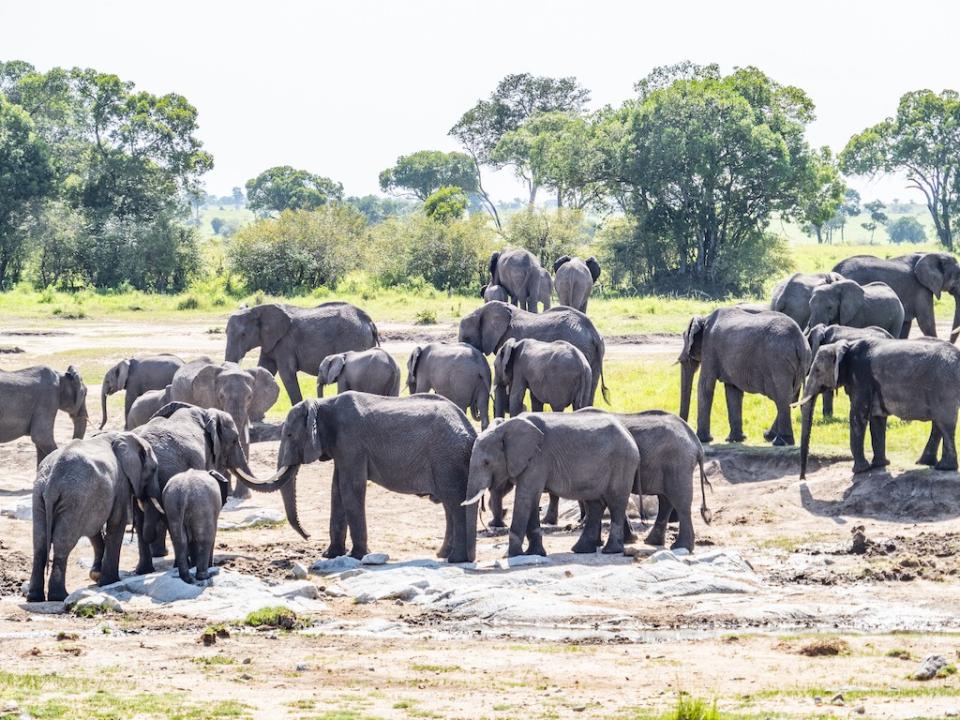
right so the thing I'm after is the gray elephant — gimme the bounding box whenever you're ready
[679,307,810,446]
[553,256,601,312]
[317,348,400,397]
[134,403,258,574]
[406,342,491,429]
[462,412,638,557]
[0,365,88,464]
[834,252,960,341]
[488,249,551,312]
[769,272,845,328]
[224,301,380,405]
[480,284,509,303]
[162,469,229,584]
[27,432,161,602]
[798,337,960,478]
[807,279,904,337]
[100,354,184,430]
[458,301,608,404]
[240,392,476,563]
[126,385,173,430]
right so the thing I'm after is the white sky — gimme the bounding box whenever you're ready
[2,0,955,203]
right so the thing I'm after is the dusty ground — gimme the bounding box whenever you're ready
[2,320,960,719]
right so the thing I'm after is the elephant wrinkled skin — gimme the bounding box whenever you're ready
[406,342,491,429]
[100,354,184,430]
[317,348,400,398]
[162,469,230,584]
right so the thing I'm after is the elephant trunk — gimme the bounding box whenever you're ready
[493,383,507,418]
[141,502,159,546]
[279,466,309,539]
[224,335,242,364]
[71,409,88,440]
[463,470,492,554]
[99,379,111,430]
[799,393,818,480]
[679,360,698,422]
[950,292,960,344]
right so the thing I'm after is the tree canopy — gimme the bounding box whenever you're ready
[245,165,343,216]
[887,215,927,244]
[378,150,477,200]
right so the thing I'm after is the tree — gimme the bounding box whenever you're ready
[0,95,53,288]
[800,147,846,244]
[245,166,343,216]
[861,221,878,242]
[378,150,477,201]
[864,199,888,242]
[841,90,960,250]
[231,187,245,207]
[211,217,226,235]
[344,195,415,224]
[423,186,468,223]
[504,207,591,267]
[835,188,862,241]
[887,215,927,244]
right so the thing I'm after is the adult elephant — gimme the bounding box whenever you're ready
[553,256,601,312]
[99,354,184,430]
[240,392,477,563]
[804,324,894,418]
[806,279,904,338]
[458,301,609,404]
[679,307,810,446]
[769,272,845,328]
[224,301,380,405]
[0,365,88,464]
[488,249,551,312]
[406,342,491,429]
[833,253,960,341]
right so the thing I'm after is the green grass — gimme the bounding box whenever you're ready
[242,605,299,628]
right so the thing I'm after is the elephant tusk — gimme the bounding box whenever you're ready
[136,499,145,512]
[150,497,165,515]
[791,396,815,408]
[234,467,261,483]
[461,489,485,507]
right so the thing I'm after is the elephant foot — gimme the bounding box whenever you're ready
[935,458,959,472]
[488,516,507,529]
[26,589,44,603]
[151,547,169,559]
[232,482,251,500]
[771,435,794,447]
[322,544,347,559]
[195,570,210,581]
[601,539,625,555]
[624,527,638,545]
[178,570,197,584]
[725,433,746,443]
[506,544,525,558]
[870,457,891,470]
[762,428,776,441]
[523,542,547,557]
[47,586,67,603]
[88,568,102,582]
[644,526,666,547]
[98,572,120,587]
[697,433,713,444]
[671,537,694,553]
[918,453,938,467]
[570,536,598,554]
[851,460,872,474]
[541,510,559,526]
[446,549,470,564]
[349,546,370,560]
[134,561,155,576]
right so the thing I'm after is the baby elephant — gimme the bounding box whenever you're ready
[162,469,230,583]
[317,348,400,397]
[480,284,509,303]
[493,338,592,418]
[126,385,173,429]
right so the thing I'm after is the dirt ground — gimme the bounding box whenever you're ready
[2,320,960,719]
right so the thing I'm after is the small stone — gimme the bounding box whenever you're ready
[310,556,362,574]
[3,701,18,713]
[242,658,252,665]
[813,696,823,706]
[361,553,389,565]
[830,692,844,706]
[854,706,865,715]
[295,663,309,672]
[290,562,308,580]
[850,525,867,554]
[946,710,958,718]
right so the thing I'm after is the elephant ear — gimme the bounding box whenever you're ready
[585,256,601,282]
[838,282,865,325]
[479,284,488,299]
[494,339,517,385]
[827,341,850,388]
[112,433,151,499]
[255,304,293,354]
[306,400,324,461]
[248,367,280,421]
[480,302,513,355]
[825,272,845,283]
[679,316,705,363]
[407,346,423,389]
[109,359,130,392]
[502,418,544,479]
[61,366,87,414]
[488,251,501,281]
[203,412,224,468]
[209,470,230,507]
[321,354,346,385]
[190,363,221,410]
[915,254,945,298]
[552,255,572,273]
[806,324,828,356]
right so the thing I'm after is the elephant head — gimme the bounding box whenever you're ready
[808,280,864,328]
[914,253,960,343]
[60,365,88,440]
[100,359,130,429]
[585,257,601,283]
[203,408,257,480]
[492,339,518,417]
[797,342,849,478]
[317,354,347,398]
[406,346,423,394]
[188,363,279,444]
[458,301,514,356]
[224,304,293,363]
[552,255,572,273]
[113,432,162,539]
[678,316,705,422]
[805,324,829,356]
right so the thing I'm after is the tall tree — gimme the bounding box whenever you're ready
[245,166,343,216]
[378,150,477,200]
[801,147,846,244]
[841,90,960,250]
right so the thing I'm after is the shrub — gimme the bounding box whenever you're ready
[887,215,927,244]
[243,606,299,629]
[504,207,592,267]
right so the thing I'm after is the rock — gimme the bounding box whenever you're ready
[854,705,865,715]
[912,654,949,681]
[295,663,309,672]
[850,525,867,554]
[321,584,348,598]
[361,553,389,565]
[0,495,31,521]
[310,556,362,574]
[218,506,283,530]
[813,696,823,706]
[494,555,552,569]
[648,550,682,563]
[830,692,844,706]
[290,562,308,580]
[67,591,124,614]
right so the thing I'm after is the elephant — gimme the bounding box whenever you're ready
[126,385,173,430]
[679,307,811,446]
[807,279,904,338]
[27,432,161,602]
[769,272,845,328]
[224,301,380,406]
[317,348,400,398]
[480,284,509,303]
[458,301,609,405]
[488,249,551,312]
[461,412,639,557]
[162,469,229,584]
[406,342,491,429]
[134,403,258,574]
[0,365,88,464]
[798,337,960,478]
[99,354,184,430]
[553,256,601,313]
[833,253,960,341]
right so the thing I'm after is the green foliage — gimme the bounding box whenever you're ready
[422,186,467,222]
[887,215,927,244]
[379,150,478,200]
[666,694,721,720]
[243,606,299,628]
[504,207,591,266]
[343,194,416,224]
[245,165,343,216]
[228,206,366,294]
[800,147,846,244]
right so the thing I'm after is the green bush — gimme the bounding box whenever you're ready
[423,186,468,222]
[504,207,592,267]
[887,215,927,244]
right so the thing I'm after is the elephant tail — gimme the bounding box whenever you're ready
[370,319,381,348]
[697,446,713,525]
[37,486,56,568]
[599,362,611,405]
[576,361,593,409]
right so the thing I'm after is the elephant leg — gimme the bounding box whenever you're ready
[915,305,938,338]
[670,503,695,552]
[869,416,890,469]
[437,504,453,559]
[98,520,125,587]
[47,552,70,603]
[542,492,560,525]
[695,373,716,443]
[919,424,942,466]
[723,384,745,442]
[821,389,835,418]
[530,395,544,413]
[601,493,627,555]
[323,468,348,558]
[508,382,527,417]
[169,520,194,584]
[623,505,638,544]
[488,482,510,528]
[899,318,913,340]
[644,494,672,547]
[443,499,470,564]
[935,415,959,471]
[133,504,155,575]
[27,527,48,602]
[195,540,212,581]
[34,441,56,467]
[89,531,105,582]
[338,465,370,560]
[772,398,795,446]
[572,500,603,553]
[849,405,871,474]
[149,517,169,559]
[278,364,302,406]
[508,482,541,557]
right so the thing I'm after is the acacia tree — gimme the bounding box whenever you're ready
[245,166,342,216]
[378,150,477,200]
[841,90,960,250]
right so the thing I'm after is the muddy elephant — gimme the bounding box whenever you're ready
[241,392,477,563]
[679,307,810,446]
[553,256,600,313]
[100,354,184,430]
[488,249,551,312]
[0,365,88,464]
[462,412,638,557]
[769,272,845,328]
[162,469,229,584]
[799,337,960,478]
[318,348,400,397]
[224,301,380,405]
[834,252,960,341]
[126,385,173,429]
[807,279,904,338]
[480,284,509,303]
[458,301,608,405]
[27,432,161,602]
[406,342,491,429]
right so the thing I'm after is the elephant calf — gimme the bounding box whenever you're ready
[553,255,601,313]
[493,338,593,418]
[407,342,491,429]
[126,385,173,429]
[162,470,229,584]
[100,354,184,430]
[480,284,509,303]
[318,348,400,397]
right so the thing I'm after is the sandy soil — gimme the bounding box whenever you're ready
[1,319,960,719]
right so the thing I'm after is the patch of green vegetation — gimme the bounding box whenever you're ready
[409,663,460,674]
[192,654,236,666]
[177,296,200,310]
[71,603,113,619]
[414,309,437,325]
[288,699,317,710]
[797,637,850,656]
[243,605,300,629]
[886,648,913,660]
